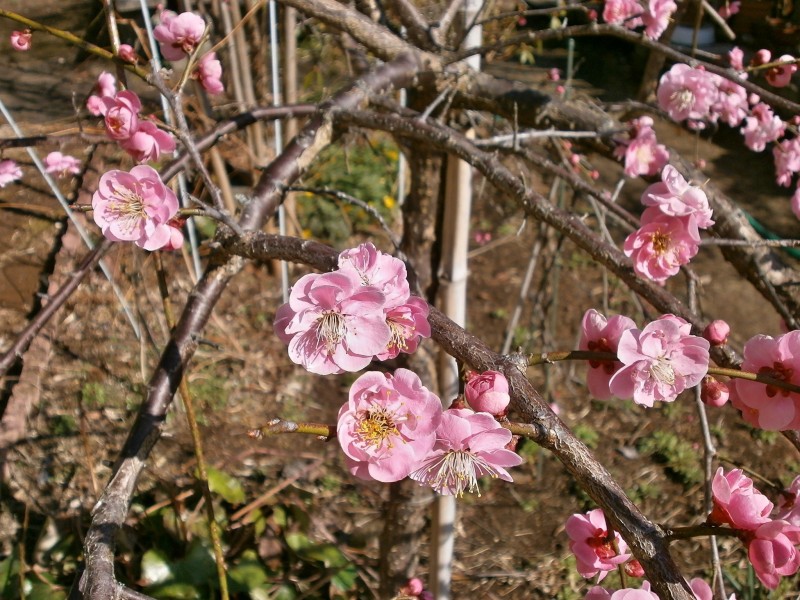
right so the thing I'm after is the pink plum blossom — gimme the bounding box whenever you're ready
[160,220,185,252]
[548,68,561,81]
[376,296,431,361]
[337,369,442,482]
[623,208,701,283]
[700,376,729,407]
[711,79,748,127]
[688,578,712,600]
[565,509,631,580]
[579,309,637,400]
[91,165,179,250]
[609,315,710,406]
[87,71,117,116]
[765,55,797,88]
[584,587,611,600]
[741,103,785,152]
[603,0,644,29]
[338,242,410,307]
[194,52,224,95]
[101,90,142,141]
[610,582,659,600]
[745,520,800,589]
[641,165,714,229]
[773,137,800,187]
[776,475,800,526]
[118,44,137,63]
[614,116,669,178]
[702,319,730,345]
[44,152,81,177]
[641,0,677,40]
[718,1,740,19]
[273,269,391,374]
[729,331,800,430]
[657,64,719,125]
[10,30,32,51]
[0,159,23,187]
[154,10,206,62]
[409,408,522,496]
[465,370,511,415]
[729,47,745,72]
[709,467,773,530]
[121,121,177,163]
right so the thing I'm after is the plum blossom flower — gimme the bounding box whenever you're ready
[120,121,177,163]
[741,103,785,152]
[579,309,637,400]
[609,314,710,406]
[603,0,644,29]
[337,369,442,482]
[711,79,748,127]
[610,582,659,600]
[44,152,81,177]
[194,52,224,95]
[641,165,714,228]
[409,408,522,496]
[154,10,206,61]
[273,270,391,374]
[10,30,32,51]
[614,116,669,178]
[465,370,511,415]
[161,220,185,252]
[565,509,631,580]
[87,71,116,116]
[765,55,797,88]
[718,1,740,19]
[0,159,23,187]
[377,296,430,361]
[657,64,719,125]
[623,208,701,283]
[745,520,800,589]
[709,468,773,530]
[773,137,800,187]
[776,475,800,526]
[728,47,745,72]
[91,165,179,250]
[101,90,142,141]
[729,331,800,430]
[641,0,677,40]
[584,586,611,600]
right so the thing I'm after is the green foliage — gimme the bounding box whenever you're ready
[638,431,702,486]
[81,381,108,407]
[572,423,599,449]
[205,466,246,505]
[299,134,399,244]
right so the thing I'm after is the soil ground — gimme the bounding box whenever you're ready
[1,1,800,599]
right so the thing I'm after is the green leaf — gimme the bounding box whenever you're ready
[331,565,359,591]
[27,581,67,600]
[147,582,201,599]
[205,466,246,505]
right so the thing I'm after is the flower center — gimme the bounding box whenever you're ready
[316,310,346,352]
[649,355,676,385]
[587,529,618,559]
[651,229,671,255]
[414,450,498,497]
[356,405,399,449]
[759,361,794,397]
[671,88,695,112]
[107,184,147,234]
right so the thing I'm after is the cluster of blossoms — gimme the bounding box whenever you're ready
[624,165,714,283]
[729,330,800,430]
[91,165,183,250]
[336,369,522,495]
[579,309,710,406]
[656,57,800,218]
[709,468,800,588]
[155,10,224,94]
[0,160,23,188]
[87,73,177,164]
[274,243,430,374]
[602,0,678,40]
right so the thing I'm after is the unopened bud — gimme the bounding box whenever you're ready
[703,319,730,346]
[701,376,729,407]
[624,559,645,578]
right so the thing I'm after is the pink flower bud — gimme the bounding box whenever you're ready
[118,44,137,63]
[588,9,598,20]
[465,370,510,415]
[703,319,730,345]
[701,376,729,407]
[10,29,32,51]
[753,49,771,66]
[548,68,561,82]
[624,559,645,578]
[402,578,425,596]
